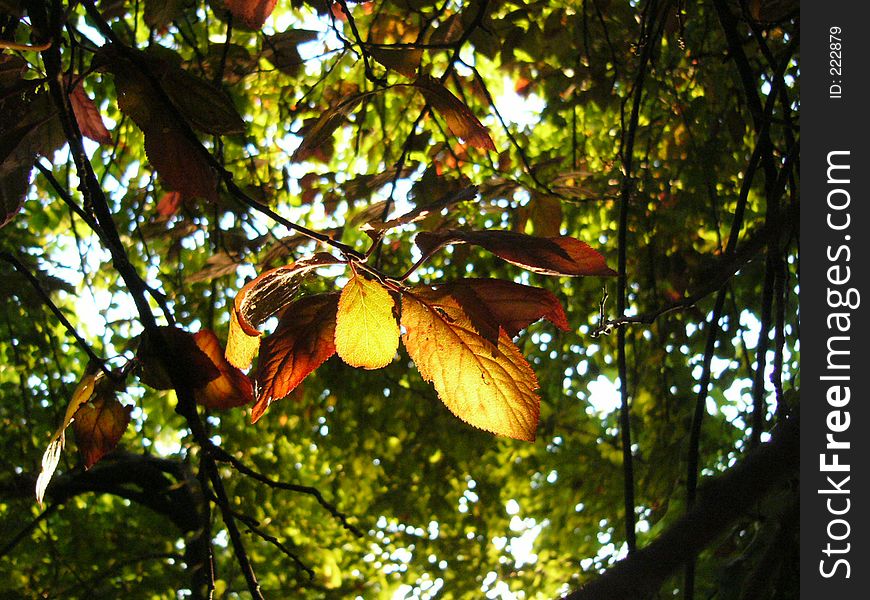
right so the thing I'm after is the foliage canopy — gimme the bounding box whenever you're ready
[0,0,799,598]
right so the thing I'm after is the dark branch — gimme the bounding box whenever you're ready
[564,414,799,600]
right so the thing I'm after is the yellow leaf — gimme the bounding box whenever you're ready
[334,272,399,369]
[225,307,261,370]
[401,294,540,441]
[35,372,99,505]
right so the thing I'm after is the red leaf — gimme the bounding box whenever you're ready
[225,253,343,369]
[414,76,496,151]
[415,230,617,277]
[415,278,569,344]
[72,395,132,469]
[225,0,278,30]
[143,124,219,202]
[69,83,112,145]
[193,329,254,409]
[253,293,339,422]
[156,191,183,219]
[114,69,219,202]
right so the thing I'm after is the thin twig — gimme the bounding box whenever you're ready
[208,446,363,538]
[0,252,113,379]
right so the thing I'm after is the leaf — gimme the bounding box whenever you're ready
[0,54,27,86]
[72,395,133,469]
[253,293,339,422]
[414,76,496,151]
[185,251,241,283]
[415,278,569,344]
[528,195,563,237]
[156,190,183,219]
[1,164,31,230]
[335,272,399,369]
[161,67,246,135]
[225,252,342,369]
[226,307,262,371]
[291,94,366,163]
[137,326,221,390]
[400,294,540,441]
[69,83,112,145]
[263,29,319,76]
[415,229,617,277]
[35,372,99,505]
[144,0,187,30]
[225,0,278,30]
[369,46,422,78]
[365,185,478,231]
[192,329,254,409]
[114,69,219,201]
[144,124,219,201]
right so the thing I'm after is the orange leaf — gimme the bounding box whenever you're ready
[225,252,343,369]
[156,190,183,219]
[528,195,563,237]
[193,329,254,409]
[415,229,617,277]
[253,293,339,422]
[73,395,132,469]
[415,278,569,344]
[414,76,496,151]
[137,326,221,390]
[69,83,112,145]
[225,0,278,30]
[401,293,540,441]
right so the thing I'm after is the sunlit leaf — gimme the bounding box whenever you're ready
[335,271,399,369]
[414,76,496,151]
[226,307,261,371]
[72,395,133,469]
[401,293,540,441]
[225,252,343,369]
[414,278,569,344]
[193,329,254,409]
[254,293,339,422]
[35,372,98,504]
[415,229,617,277]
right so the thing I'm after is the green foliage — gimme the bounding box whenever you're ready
[0,0,798,598]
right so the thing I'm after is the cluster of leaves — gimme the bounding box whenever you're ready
[1,0,799,598]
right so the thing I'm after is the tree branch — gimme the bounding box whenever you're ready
[564,414,799,600]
